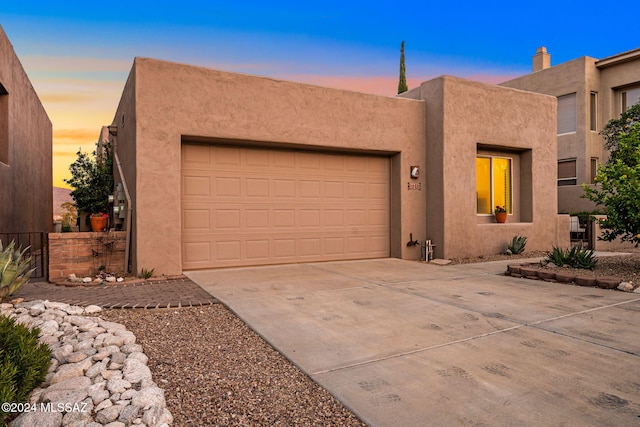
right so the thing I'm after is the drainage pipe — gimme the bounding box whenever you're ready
[109,127,132,274]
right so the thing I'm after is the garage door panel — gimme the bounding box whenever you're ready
[182,144,389,269]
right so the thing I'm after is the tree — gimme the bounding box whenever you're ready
[398,41,408,94]
[600,102,640,158]
[582,106,640,246]
[65,143,114,215]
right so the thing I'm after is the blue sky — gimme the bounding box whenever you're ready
[1,1,638,186]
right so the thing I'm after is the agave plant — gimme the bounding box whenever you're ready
[0,240,35,302]
[507,235,527,255]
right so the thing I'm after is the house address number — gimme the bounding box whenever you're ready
[407,182,422,190]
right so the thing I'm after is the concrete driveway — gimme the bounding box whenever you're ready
[186,258,640,426]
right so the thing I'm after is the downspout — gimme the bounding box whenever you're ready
[108,126,132,274]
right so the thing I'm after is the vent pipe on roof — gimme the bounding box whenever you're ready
[532,46,551,72]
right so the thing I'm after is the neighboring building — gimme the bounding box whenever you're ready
[0,25,52,234]
[105,57,567,276]
[501,47,640,213]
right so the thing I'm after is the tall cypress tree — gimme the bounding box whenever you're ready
[398,41,408,94]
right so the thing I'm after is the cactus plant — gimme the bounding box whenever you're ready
[0,241,35,302]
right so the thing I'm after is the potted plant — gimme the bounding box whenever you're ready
[90,212,108,232]
[495,206,508,223]
[65,142,114,231]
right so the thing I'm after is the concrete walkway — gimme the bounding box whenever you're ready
[186,258,640,426]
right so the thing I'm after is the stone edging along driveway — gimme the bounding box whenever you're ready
[505,263,634,291]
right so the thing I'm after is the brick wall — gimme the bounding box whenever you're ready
[48,231,127,281]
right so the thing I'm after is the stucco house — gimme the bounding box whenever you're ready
[105,57,568,276]
[501,47,640,214]
[0,27,52,237]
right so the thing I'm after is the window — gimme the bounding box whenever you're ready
[558,159,577,186]
[590,92,597,131]
[590,158,598,184]
[557,93,576,134]
[476,156,512,214]
[0,82,8,164]
[622,86,640,111]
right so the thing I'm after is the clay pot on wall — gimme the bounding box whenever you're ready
[90,214,108,232]
[495,212,507,223]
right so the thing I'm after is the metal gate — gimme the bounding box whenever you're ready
[0,232,47,280]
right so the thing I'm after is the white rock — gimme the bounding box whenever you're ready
[121,344,144,354]
[95,404,126,424]
[132,387,165,409]
[82,277,92,283]
[39,320,60,336]
[105,422,126,427]
[10,409,63,427]
[116,277,124,283]
[104,335,125,347]
[65,315,98,331]
[127,352,149,365]
[107,377,131,394]
[40,376,91,406]
[120,389,138,400]
[53,344,74,363]
[98,319,127,332]
[63,305,85,315]
[118,404,140,424]
[44,301,69,310]
[50,357,93,385]
[102,370,123,381]
[123,358,152,384]
[618,282,634,292]
[106,276,117,283]
[84,305,102,314]
[95,398,114,412]
[114,329,137,345]
[142,405,173,427]
[86,359,109,379]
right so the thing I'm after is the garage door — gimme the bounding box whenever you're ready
[181,144,390,269]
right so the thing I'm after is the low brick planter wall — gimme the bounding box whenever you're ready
[49,232,127,281]
[505,262,630,292]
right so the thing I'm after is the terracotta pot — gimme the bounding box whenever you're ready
[495,212,507,223]
[90,216,108,232]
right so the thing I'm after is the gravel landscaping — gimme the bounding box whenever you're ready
[452,250,639,285]
[100,305,366,427]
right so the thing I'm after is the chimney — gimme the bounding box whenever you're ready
[532,46,551,72]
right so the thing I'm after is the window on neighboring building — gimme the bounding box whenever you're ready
[476,156,512,214]
[557,93,577,134]
[591,158,598,184]
[0,82,8,165]
[622,86,640,111]
[558,159,577,186]
[590,92,597,131]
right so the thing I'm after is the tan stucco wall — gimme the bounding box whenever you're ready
[412,76,563,258]
[112,58,426,275]
[0,26,52,234]
[501,51,640,214]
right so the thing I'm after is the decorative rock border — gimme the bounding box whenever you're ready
[0,301,173,427]
[505,263,636,292]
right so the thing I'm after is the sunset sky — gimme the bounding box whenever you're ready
[2,2,638,188]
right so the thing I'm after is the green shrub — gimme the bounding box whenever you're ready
[547,245,598,270]
[570,246,598,270]
[0,241,35,302]
[139,268,154,279]
[507,235,527,255]
[0,315,51,425]
[548,246,568,267]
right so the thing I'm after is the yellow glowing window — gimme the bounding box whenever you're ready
[476,156,512,214]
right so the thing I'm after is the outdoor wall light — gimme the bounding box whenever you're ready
[410,166,420,179]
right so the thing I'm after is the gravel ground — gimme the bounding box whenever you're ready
[451,250,640,284]
[100,305,366,427]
